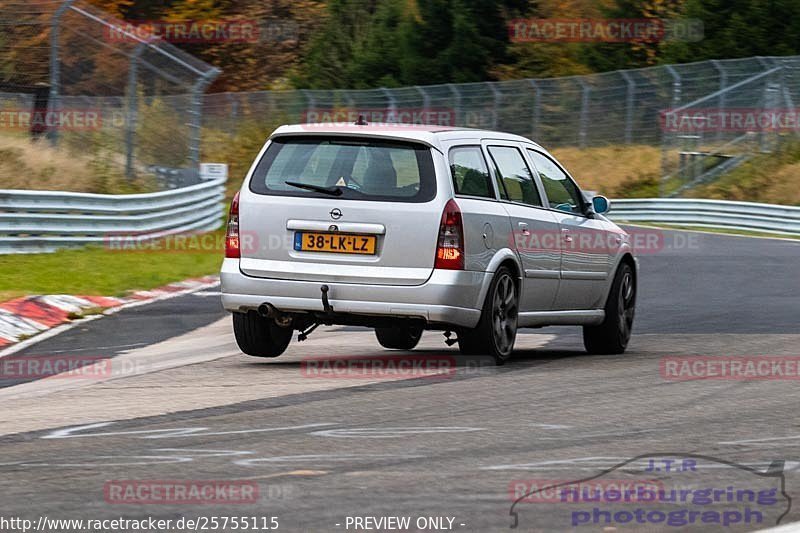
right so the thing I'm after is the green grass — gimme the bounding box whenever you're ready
[0,230,224,301]
[621,222,800,240]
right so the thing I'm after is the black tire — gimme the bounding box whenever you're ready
[583,262,636,355]
[458,267,519,365]
[232,311,293,358]
[375,324,424,350]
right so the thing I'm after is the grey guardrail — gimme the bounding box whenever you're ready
[608,198,800,235]
[0,177,228,254]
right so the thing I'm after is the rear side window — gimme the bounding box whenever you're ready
[449,146,494,199]
[487,146,542,207]
[249,136,436,202]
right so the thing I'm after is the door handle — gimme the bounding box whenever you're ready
[561,227,573,243]
[518,222,530,235]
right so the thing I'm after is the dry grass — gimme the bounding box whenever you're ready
[551,145,662,197]
[687,141,800,205]
[0,134,155,194]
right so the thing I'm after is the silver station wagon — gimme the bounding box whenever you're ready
[221,122,637,364]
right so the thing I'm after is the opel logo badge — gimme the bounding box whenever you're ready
[330,208,343,220]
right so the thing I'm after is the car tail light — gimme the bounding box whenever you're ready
[435,199,464,270]
[225,192,240,258]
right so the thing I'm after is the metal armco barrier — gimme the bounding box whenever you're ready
[609,198,800,236]
[0,176,227,254]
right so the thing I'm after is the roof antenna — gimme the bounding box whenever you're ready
[354,114,368,126]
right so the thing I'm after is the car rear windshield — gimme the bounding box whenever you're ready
[249,136,436,202]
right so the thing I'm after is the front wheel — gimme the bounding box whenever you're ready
[458,267,518,365]
[583,262,636,355]
[232,311,293,358]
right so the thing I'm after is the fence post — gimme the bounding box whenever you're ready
[301,89,315,122]
[447,83,462,127]
[380,87,397,121]
[661,65,682,196]
[226,93,239,134]
[710,60,727,141]
[527,80,542,140]
[124,39,154,179]
[620,71,635,144]
[48,0,76,147]
[578,79,590,148]
[415,85,431,119]
[188,68,220,170]
[488,82,502,130]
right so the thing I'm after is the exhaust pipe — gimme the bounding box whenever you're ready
[257,303,275,319]
[258,303,292,328]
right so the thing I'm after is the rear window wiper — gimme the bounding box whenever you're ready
[285,180,343,196]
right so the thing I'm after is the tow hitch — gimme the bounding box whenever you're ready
[298,285,335,342]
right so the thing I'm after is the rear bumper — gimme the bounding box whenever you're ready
[220,258,487,328]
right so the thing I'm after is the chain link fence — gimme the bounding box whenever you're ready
[2,3,799,196]
[0,0,219,186]
[204,55,800,196]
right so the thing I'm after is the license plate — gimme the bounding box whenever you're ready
[294,232,376,255]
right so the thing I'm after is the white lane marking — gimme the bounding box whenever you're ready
[234,454,424,467]
[720,435,800,445]
[536,428,666,440]
[0,449,255,469]
[530,424,572,429]
[310,427,483,438]
[193,291,222,297]
[43,422,334,440]
[35,343,148,355]
[7,455,195,467]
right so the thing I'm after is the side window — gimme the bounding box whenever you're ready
[487,146,542,207]
[449,146,495,199]
[527,149,585,215]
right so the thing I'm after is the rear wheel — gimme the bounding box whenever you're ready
[232,311,293,358]
[458,267,518,365]
[583,262,636,355]
[375,324,423,350]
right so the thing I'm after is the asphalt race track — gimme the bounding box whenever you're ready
[1,228,798,533]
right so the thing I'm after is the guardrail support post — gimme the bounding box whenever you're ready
[48,0,76,147]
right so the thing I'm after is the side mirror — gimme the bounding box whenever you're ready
[592,195,610,215]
